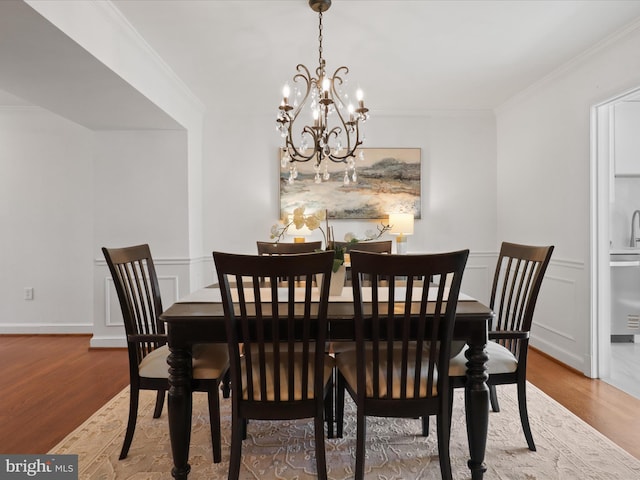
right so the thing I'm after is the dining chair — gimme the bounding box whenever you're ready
[256,240,322,255]
[333,240,392,254]
[449,241,554,451]
[213,250,335,480]
[103,244,229,462]
[334,240,393,284]
[256,240,324,285]
[335,249,469,480]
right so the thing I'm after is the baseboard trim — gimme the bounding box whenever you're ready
[531,337,585,373]
[530,346,584,376]
[90,335,126,348]
[0,325,93,334]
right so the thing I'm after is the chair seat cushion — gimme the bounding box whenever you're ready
[138,343,229,379]
[448,341,518,377]
[241,352,335,401]
[336,346,438,398]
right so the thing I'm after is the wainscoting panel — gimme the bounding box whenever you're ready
[91,257,193,348]
[530,258,587,372]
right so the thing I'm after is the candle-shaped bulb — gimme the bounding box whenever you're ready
[322,78,330,93]
[348,103,355,121]
[356,88,364,102]
[283,83,290,98]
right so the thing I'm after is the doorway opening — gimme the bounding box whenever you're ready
[592,85,640,399]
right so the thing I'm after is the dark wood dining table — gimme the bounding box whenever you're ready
[160,286,493,480]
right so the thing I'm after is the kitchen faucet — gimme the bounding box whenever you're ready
[631,210,640,247]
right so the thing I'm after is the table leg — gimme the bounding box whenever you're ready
[167,345,193,480]
[465,333,489,480]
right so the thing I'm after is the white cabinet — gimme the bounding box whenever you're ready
[614,102,640,176]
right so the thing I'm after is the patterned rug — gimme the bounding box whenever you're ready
[50,383,640,479]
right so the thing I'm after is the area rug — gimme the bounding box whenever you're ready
[50,383,640,479]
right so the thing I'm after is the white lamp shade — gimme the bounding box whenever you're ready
[389,213,414,236]
[286,224,312,237]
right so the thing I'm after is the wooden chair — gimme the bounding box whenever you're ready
[103,244,229,462]
[257,241,323,283]
[449,241,554,451]
[256,240,322,255]
[213,250,335,480]
[333,240,392,254]
[335,249,469,480]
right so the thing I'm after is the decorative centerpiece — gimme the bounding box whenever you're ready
[270,206,391,278]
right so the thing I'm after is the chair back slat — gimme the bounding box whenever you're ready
[102,244,165,366]
[490,242,554,356]
[214,251,333,404]
[350,250,469,401]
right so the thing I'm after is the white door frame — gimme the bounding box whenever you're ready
[590,86,640,379]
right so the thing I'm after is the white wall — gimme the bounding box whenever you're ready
[201,111,498,295]
[93,130,190,257]
[0,107,94,333]
[495,24,640,374]
[91,130,194,347]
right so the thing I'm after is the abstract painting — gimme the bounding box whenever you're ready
[279,148,421,219]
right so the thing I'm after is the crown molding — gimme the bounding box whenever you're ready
[25,0,205,122]
[95,1,205,115]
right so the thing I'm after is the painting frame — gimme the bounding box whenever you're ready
[279,147,421,220]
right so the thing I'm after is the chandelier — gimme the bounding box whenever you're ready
[276,0,369,185]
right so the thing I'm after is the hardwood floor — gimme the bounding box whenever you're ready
[1,335,639,461]
[0,335,129,454]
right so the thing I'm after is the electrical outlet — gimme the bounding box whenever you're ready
[24,287,34,301]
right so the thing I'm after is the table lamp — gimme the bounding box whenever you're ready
[389,213,414,254]
[286,221,312,243]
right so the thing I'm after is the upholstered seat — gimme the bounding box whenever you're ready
[138,344,229,379]
[241,352,335,401]
[449,342,518,377]
[336,347,438,397]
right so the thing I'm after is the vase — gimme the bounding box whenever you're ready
[329,264,346,296]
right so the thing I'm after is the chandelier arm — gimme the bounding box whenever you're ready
[286,125,320,163]
[290,65,313,122]
[331,66,349,88]
[327,70,355,156]
[283,64,318,163]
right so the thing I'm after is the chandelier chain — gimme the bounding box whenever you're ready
[318,12,324,74]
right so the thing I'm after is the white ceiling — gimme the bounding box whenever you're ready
[1,0,640,128]
[111,0,640,115]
